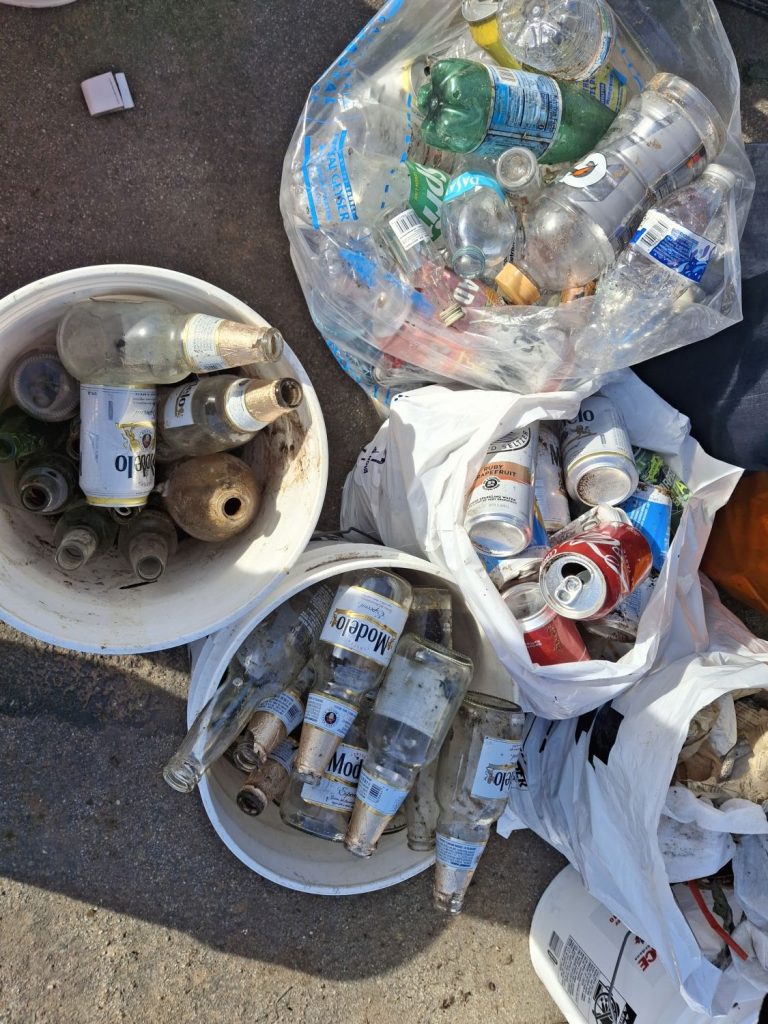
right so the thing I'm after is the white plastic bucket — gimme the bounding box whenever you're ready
[189,538,517,896]
[0,265,327,654]
[530,867,764,1024]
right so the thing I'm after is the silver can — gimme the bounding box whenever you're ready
[534,422,570,534]
[465,424,538,557]
[560,394,639,506]
[80,384,156,507]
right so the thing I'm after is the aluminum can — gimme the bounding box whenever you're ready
[534,423,570,534]
[619,482,672,572]
[560,394,639,506]
[465,423,538,557]
[547,503,629,547]
[584,573,657,643]
[79,384,156,507]
[502,581,590,665]
[539,522,652,620]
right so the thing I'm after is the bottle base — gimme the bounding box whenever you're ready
[406,837,436,852]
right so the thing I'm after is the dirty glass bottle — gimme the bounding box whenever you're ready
[237,737,298,817]
[244,662,314,765]
[159,452,261,542]
[8,348,79,422]
[118,509,178,582]
[0,407,61,463]
[15,451,78,514]
[54,501,117,573]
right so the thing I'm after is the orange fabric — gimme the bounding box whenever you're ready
[702,473,768,615]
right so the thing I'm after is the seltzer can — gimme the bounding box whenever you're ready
[539,522,653,620]
[79,384,156,507]
[619,482,672,572]
[547,503,629,547]
[560,394,639,506]
[465,423,539,557]
[502,580,590,665]
[534,422,570,534]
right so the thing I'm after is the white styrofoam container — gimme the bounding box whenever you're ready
[189,538,517,896]
[0,265,327,654]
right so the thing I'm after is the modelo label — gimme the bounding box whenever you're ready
[223,379,267,433]
[303,693,358,739]
[435,833,486,870]
[80,384,156,506]
[301,742,365,812]
[470,737,522,799]
[162,380,197,429]
[268,738,298,774]
[356,769,408,816]
[319,585,409,666]
[478,67,562,159]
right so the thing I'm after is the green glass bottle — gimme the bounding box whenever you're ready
[416,58,615,166]
[0,406,62,464]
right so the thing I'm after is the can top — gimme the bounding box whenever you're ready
[540,552,606,620]
[576,464,637,507]
[468,516,530,558]
[502,580,555,633]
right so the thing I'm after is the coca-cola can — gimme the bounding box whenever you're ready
[539,522,653,620]
[560,394,639,506]
[502,581,590,665]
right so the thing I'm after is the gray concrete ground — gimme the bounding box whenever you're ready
[0,2,766,1023]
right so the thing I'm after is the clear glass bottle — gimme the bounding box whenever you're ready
[53,501,118,573]
[162,584,333,793]
[434,692,525,913]
[244,662,314,765]
[232,731,263,773]
[15,451,78,514]
[441,173,518,280]
[237,737,298,816]
[0,407,61,463]
[56,297,284,385]
[294,569,413,785]
[156,375,303,462]
[118,509,179,582]
[345,634,473,858]
[159,452,261,542]
[405,587,453,647]
[8,348,79,422]
[406,758,440,853]
[498,74,726,301]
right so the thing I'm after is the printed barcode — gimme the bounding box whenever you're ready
[637,225,665,250]
[288,704,302,722]
[368,783,383,802]
[389,209,428,250]
[548,931,563,964]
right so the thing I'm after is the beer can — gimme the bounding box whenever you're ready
[585,573,657,644]
[477,543,547,591]
[465,423,538,557]
[502,580,590,666]
[560,394,639,506]
[539,522,653,620]
[534,422,570,534]
[620,482,672,572]
[80,384,156,507]
[547,503,629,547]
[633,446,690,531]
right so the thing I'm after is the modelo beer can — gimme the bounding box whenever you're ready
[539,522,652,620]
[502,581,590,665]
[560,394,639,507]
[465,423,538,557]
[534,422,570,534]
[79,384,156,507]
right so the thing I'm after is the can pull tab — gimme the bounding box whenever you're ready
[554,575,583,605]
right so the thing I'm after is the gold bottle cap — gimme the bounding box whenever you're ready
[495,264,541,305]
[344,801,391,858]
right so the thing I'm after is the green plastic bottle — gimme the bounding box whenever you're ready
[416,58,615,166]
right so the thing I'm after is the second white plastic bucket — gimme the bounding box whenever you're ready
[189,538,517,896]
[0,265,327,653]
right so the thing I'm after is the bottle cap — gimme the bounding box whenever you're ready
[496,147,538,192]
[560,280,597,303]
[495,264,540,305]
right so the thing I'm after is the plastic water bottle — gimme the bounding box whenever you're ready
[496,74,726,302]
[495,147,542,209]
[497,0,656,113]
[441,172,518,279]
[416,58,615,166]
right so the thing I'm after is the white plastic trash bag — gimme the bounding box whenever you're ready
[498,580,768,1016]
[340,370,742,718]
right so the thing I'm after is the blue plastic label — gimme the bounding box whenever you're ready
[478,67,561,159]
[631,211,716,283]
[302,130,356,229]
[620,482,672,572]
[444,171,505,203]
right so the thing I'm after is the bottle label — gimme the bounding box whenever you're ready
[406,161,449,241]
[444,172,505,203]
[470,737,522,799]
[319,585,409,667]
[388,208,430,251]
[356,769,408,817]
[580,0,615,80]
[304,693,358,738]
[479,67,562,159]
[560,152,608,190]
[255,690,305,732]
[182,314,229,372]
[223,379,266,433]
[631,211,716,283]
[465,427,535,528]
[79,384,156,506]
[301,742,365,812]
[435,833,486,870]
[162,380,198,429]
[268,738,298,774]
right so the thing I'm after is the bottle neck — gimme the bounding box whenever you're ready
[223,378,302,433]
[127,531,171,581]
[55,525,99,571]
[19,468,71,513]
[181,315,284,372]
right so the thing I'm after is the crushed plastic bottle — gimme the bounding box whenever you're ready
[441,172,518,279]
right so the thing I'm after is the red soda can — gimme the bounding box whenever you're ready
[539,523,652,621]
[502,581,590,666]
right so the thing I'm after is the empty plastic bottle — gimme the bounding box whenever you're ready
[416,58,615,165]
[497,0,656,113]
[495,147,542,209]
[8,348,79,422]
[118,509,178,582]
[15,451,78,514]
[497,74,726,302]
[54,501,117,573]
[441,172,518,279]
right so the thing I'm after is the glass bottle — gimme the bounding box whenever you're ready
[236,737,298,816]
[244,662,314,765]
[159,452,261,542]
[345,635,473,858]
[0,407,61,463]
[117,509,179,582]
[405,587,453,647]
[53,501,118,573]
[56,297,284,386]
[441,173,518,280]
[8,348,79,422]
[294,569,413,785]
[232,731,263,773]
[434,692,525,913]
[15,451,78,514]
[156,375,303,462]
[415,58,615,166]
[162,584,333,793]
